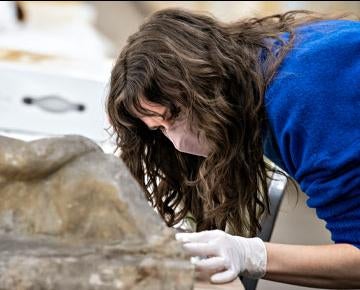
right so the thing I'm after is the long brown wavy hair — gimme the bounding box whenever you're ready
[106,9,328,237]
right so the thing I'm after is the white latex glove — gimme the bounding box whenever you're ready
[176,229,267,283]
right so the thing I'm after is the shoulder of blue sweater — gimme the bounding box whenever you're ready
[265,19,360,106]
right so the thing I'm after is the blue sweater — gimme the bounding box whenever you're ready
[263,20,360,248]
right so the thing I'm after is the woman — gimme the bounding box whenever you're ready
[106,9,360,288]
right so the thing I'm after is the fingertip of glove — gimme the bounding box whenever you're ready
[175,233,190,243]
[210,274,224,284]
[210,270,236,284]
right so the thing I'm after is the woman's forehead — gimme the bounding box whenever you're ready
[136,97,167,117]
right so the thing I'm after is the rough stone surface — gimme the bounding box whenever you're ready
[0,135,194,290]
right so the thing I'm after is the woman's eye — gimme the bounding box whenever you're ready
[168,108,181,121]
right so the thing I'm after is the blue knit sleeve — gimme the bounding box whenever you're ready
[264,20,360,247]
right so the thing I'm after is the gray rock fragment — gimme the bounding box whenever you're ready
[0,135,193,290]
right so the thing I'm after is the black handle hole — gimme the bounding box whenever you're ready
[23,97,33,104]
[77,104,86,112]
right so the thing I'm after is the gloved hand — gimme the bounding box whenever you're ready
[175,229,267,283]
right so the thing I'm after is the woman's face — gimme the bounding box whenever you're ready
[138,98,173,131]
[137,98,209,157]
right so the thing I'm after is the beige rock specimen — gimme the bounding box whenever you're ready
[0,135,194,290]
